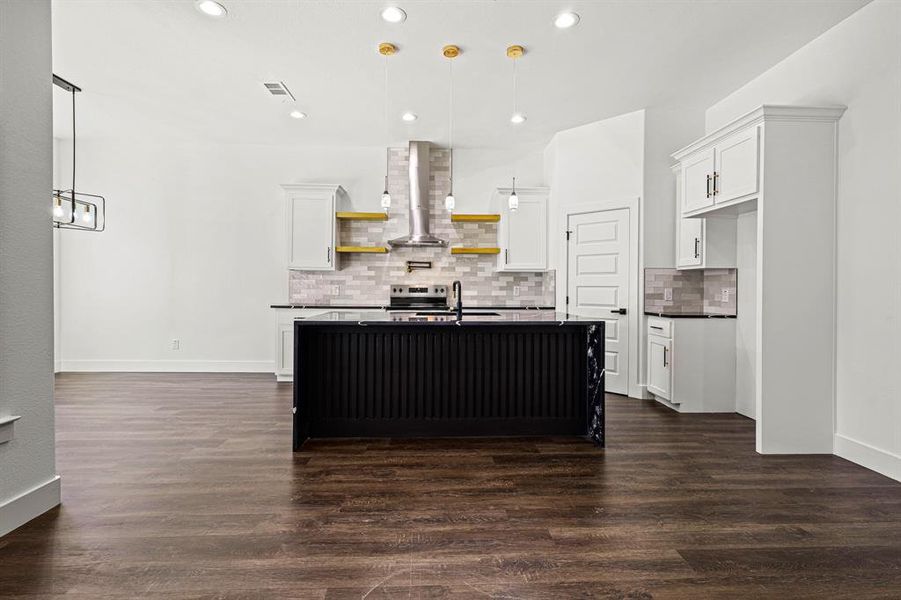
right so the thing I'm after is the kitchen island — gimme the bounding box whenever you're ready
[293,311,605,449]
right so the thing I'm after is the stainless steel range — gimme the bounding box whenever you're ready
[387,284,449,312]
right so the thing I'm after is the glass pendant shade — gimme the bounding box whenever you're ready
[509,176,519,211]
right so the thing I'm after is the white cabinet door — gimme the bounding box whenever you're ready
[276,322,295,379]
[681,148,715,215]
[647,334,672,400]
[285,190,335,271]
[498,188,547,272]
[714,126,759,204]
[677,216,704,269]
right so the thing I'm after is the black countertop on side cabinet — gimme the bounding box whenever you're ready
[271,304,555,310]
[295,310,601,326]
[644,312,737,319]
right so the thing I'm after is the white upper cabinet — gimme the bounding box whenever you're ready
[674,115,763,218]
[681,147,716,214]
[497,187,548,272]
[677,215,704,268]
[714,126,759,204]
[282,184,342,271]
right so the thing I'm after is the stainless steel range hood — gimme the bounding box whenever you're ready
[388,141,447,248]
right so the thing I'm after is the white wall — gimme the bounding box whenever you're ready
[544,110,645,272]
[735,211,757,419]
[642,107,705,268]
[544,110,646,398]
[0,0,61,536]
[54,140,544,371]
[706,0,901,478]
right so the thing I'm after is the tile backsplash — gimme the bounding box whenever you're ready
[645,268,737,315]
[288,146,555,306]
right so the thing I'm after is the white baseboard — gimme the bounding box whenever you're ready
[834,433,901,483]
[59,360,274,373]
[0,476,61,538]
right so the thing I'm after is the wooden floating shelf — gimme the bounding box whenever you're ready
[450,247,501,255]
[335,246,389,254]
[335,212,389,221]
[451,213,501,223]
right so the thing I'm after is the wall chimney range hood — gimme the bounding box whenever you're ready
[388,141,447,248]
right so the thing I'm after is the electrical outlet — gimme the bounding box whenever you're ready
[664,288,673,301]
[513,286,521,297]
[721,288,730,302]
[171,339,180,351]
[331,285,340,296]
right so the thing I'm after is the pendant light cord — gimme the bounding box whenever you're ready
[384,53,389,190]
[71,88,76,195]
[448,58,454,194]
[513,58,519,116]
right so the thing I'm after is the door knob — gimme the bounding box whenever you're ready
[610,308,627,315]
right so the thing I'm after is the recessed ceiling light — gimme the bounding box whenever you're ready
[289,110,307,119]
[381,6,407,23]
[554,11,580,29]
[401,112,418,122]
[510,113,527,125]
[195,0,227,17]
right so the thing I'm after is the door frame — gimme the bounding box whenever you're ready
[557,198,642,399]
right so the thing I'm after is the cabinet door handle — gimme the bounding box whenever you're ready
[327,247,331,263]
[694,237,700,259]
[663,347,668,367]
[713,171,719,196]
[505,249,509,264]
[706,174,712,198]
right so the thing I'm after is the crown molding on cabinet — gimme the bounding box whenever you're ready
[671,105,847,161]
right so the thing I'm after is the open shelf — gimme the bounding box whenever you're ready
[451,213,500,223]
[450,247,500,255]
[335,246,389,254]
[336,212,389,221]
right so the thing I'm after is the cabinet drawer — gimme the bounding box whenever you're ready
[647,317,672,338]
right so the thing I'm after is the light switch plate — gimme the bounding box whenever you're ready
[513,286,520,297]
[721,288,730,302]
[664,288,673,301]
[331,285,340,296]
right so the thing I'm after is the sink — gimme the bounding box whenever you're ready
[414,311,501,317]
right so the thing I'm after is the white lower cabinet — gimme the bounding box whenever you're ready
[646,316,736,412]
[274,308,362,381]
[647,333,672,399]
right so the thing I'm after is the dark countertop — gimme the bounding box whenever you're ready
[295,310,602,326]
[271,304,555,310]
[644,311,737,319]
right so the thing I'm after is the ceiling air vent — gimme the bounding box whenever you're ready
[262,81,296,101]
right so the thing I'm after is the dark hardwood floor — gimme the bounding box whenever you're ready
[1,373,900,598]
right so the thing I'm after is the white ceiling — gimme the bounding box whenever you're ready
[51,0,869,147]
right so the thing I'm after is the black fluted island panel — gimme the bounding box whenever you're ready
[293,312,604,449]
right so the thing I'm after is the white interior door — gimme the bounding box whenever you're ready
[566,208,631,395]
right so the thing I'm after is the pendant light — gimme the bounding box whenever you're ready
[506,45,525,211]
[51,74,105,232]
[509,177,519,212]
[379,42,397,212]
[507,45,526,125]
[443,44,460,212]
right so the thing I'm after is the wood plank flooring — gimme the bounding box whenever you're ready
[1,373,900,598]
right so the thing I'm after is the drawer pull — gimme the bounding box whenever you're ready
[650,325,663,330]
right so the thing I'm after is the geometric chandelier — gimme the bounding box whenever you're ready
[52,74,105,231]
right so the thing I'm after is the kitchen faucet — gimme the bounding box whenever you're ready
[452,280,463,320]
